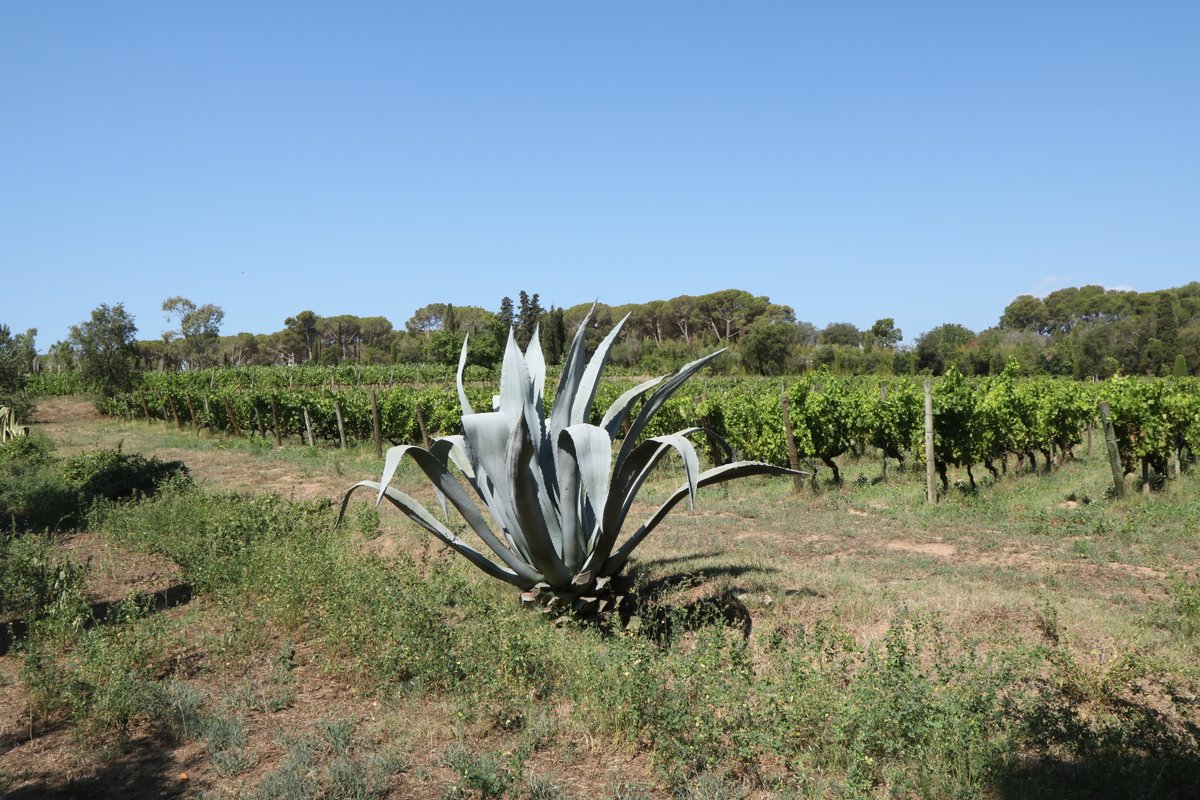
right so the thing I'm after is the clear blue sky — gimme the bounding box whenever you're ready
[3,1,1197,348]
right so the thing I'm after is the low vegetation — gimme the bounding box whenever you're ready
[3,410,1199,797]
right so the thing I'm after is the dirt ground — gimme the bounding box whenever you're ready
[2,399,668,799]
[3,396,1196,798]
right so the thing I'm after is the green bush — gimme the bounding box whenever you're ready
[0,438,188,532]
[0,435,78,531]
[22,596,171,742]
[61,445,189,505]
[0,530,90,632]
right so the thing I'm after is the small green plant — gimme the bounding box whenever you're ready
[0,405,28,441]
[340,309,797,603]
[525,774,570,800]
[0,532,90,635]
[1164,572,1200,637]
[442,743,520,800]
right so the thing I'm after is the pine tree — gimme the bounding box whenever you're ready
[515,291,543,350]
[497,297,514,330]
[1154,293,1179,360]
[544,307,567,364]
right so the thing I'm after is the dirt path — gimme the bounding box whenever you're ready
[33,396,357,502]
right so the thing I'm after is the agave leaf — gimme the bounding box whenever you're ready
[601,462,803,577]
[584,430,703,575]
[462,412,532,561]
[430,435,474,481]
[339,481,528,588]
[376,441,542,583]
[570,313,630,426]
[524,324,546,419]
[614,349,726,470]
[696,426,735,465]
[455,337,474,416]
[511,325,562,548]
[600,376,664,439]
[429,435,473,521]
[498,328,532,427]
[549,304,594,438]
[507,413,573,585]
[555,434,585,572]
[556,424,614,571]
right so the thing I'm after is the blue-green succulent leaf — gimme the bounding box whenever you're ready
[557,424,614,571]
[507,412,572,585]
[601,462,804,577]
[339,480,529,588]
[570,313,630,426]
[456,336,474,417]
[600,376,664,439]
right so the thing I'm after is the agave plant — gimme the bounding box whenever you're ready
[339,309,796,605]
[0,406,28,442]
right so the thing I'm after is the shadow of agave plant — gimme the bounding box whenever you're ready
[338,308,799,608]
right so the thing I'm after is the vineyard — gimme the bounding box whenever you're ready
[42,364,1200,492]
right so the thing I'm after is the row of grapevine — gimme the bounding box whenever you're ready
[28,360,681,398]
[25,372,94,396]
[102,369,1200,488]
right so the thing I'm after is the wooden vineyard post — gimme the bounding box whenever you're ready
[302,407,314,447]
[1099,401,1126,499]
[879,384,888,480]
[415,401,430,449]
[270,397,283,448]
[223,397,243,438]
[370,389,383,458]
[167,395,184,430]
[924,378,936,504]
[140,392,152,424]
[779,389,804,494]
[254,405,266,440]
[334,399,347,449]
[185,396,200,433]
[1087,376,1096,458]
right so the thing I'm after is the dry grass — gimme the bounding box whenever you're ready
[2,397,1197,798]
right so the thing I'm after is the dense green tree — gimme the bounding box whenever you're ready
[162,296,224,369]
[819,322,862,347]
[515,291,543,350]
[406,303,451,335]
[1142,338,1169,375]
[915,323,975,374]
[867,318,902,349]
[0,324,37,419]
[664,295,699,344]
[740,319,794,375]
[696,289,773,342]
[497,297,514,330]
[1154,292,1179,361]
[69,303,139,397]
[222,332,261,366]
[543,307,567,364]
[282,311,320,363]
[1000,295,1049,332]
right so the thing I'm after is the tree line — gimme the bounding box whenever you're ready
[7,282,1199,403]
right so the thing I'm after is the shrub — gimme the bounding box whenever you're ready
[62,446,189,504]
